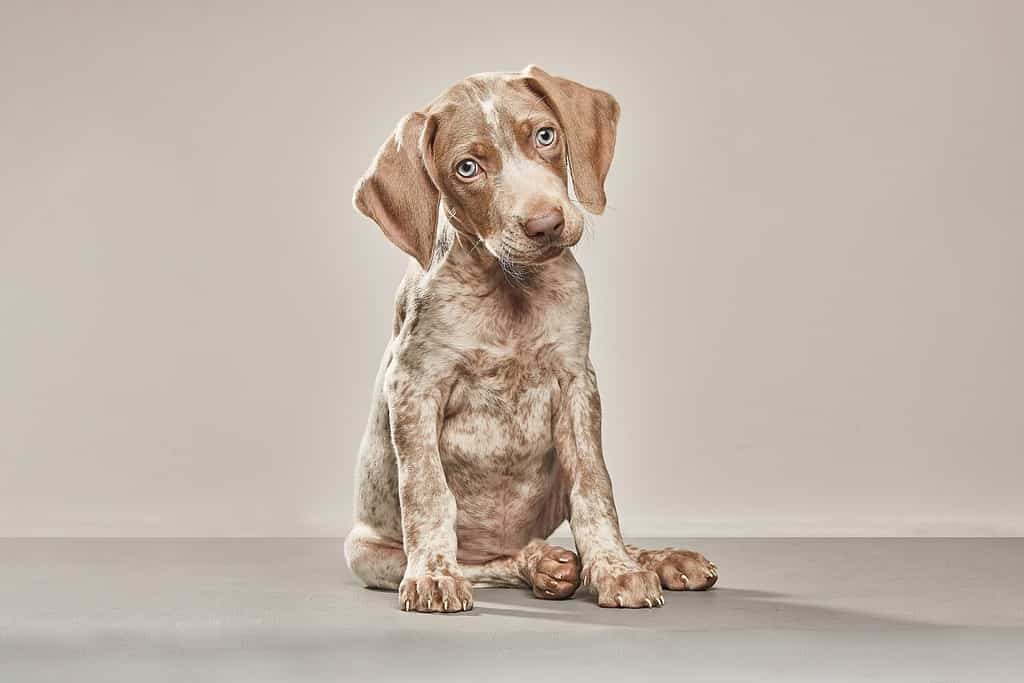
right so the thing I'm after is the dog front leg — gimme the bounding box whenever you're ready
[554,362,664,609]
[386,366,473,613]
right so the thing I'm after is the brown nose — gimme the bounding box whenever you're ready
[523,210,564,239]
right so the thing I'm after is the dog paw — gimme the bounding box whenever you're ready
[632,547,718,591]
[530,545,581,600]
[582,557,663,608]
[399,569,473,613]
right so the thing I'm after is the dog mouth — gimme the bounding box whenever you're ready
[497,241,567,266]
[535,244,566,261]
[482,217,582,270]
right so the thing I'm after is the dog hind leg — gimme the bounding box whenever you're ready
[344,523,406,589]
[461,539,581,599]
[345,528,582,600]
[343,524,527,590]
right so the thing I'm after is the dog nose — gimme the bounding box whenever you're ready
[523,210,564,239]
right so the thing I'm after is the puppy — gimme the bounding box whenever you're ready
[345,66,717,612]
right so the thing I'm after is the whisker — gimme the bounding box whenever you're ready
[495,239,536,288]
[582,214,597,243]
[568,197,619,212]
[469,235,487,256]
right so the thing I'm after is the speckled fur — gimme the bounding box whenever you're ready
[345,66,717,613]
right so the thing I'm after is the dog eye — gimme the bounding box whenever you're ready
[535,127,556,147]
[456,159,479,178]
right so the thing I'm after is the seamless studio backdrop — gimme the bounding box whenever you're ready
[1,1,1022,538]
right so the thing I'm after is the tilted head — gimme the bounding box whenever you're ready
[353,66,620,269]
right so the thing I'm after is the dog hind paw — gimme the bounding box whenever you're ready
[531,545,581,600]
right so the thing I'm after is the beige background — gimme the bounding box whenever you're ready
[1,1,1021,537]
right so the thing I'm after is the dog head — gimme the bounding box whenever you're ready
[354,66,619,269]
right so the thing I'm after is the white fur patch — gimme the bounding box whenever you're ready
[479,97,500,134]
[393,116,408,152]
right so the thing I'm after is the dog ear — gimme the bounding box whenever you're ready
[353,112,440,269]
[522,65,620,215]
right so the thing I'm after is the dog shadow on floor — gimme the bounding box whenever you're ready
[461,586,947,631]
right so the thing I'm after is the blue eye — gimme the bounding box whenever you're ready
[456,159,479,178]
[536,127,556,147]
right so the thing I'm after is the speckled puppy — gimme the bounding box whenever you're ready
[345,66,717,613]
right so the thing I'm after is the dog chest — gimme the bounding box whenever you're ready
[439,350,560,465]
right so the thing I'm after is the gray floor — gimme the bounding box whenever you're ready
[1,539,1022,682]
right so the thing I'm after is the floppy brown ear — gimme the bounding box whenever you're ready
[353,112,440,269]
[522,65,620,214]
